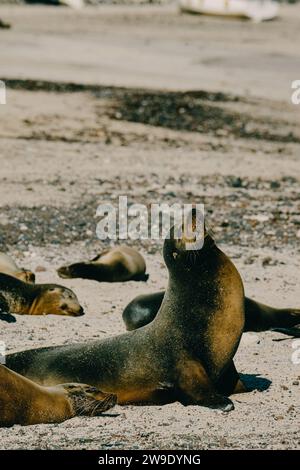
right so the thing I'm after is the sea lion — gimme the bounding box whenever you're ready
[7,211,246,411]
[0,19,10,29]
[0,273,84,321]
[0,365,116,427]
[123,292,300,336]
[0,253,35,284]
[57,245,149,283]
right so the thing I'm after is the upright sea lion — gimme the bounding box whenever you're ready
[123,292,300,336]
[0,365,116,427]
[57,245,149,283]
[7,211,246,411]
[0,253,35,284]
[0,273,84,321]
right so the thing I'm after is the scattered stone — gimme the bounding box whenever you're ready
[35,265,47,272]
[262,257,278,267]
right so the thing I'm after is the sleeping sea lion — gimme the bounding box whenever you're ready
[123,292,300,336]
[57,245,148,282]
[0,273,84,321]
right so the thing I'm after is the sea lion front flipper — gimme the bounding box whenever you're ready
[200,393,234,412]
[271,326,300,338]
[177,358,235,411]
[179,390,234,411]
[0,313,16,323]
[0,295,16,323]
[90,249,110,262]
[215,361,247,396]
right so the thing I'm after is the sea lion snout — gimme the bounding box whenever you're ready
[57,263,85,279]
[72,306,85,317]
[58,299,85,317]
[57,265,73,279]
[181,208,206,249]
[164,209,208,267]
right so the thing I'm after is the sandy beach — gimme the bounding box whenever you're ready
[0,3,299,449]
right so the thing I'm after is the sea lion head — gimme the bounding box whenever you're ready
[31,285,84,317]
[57,263,86,279]
[15,269,36,284]
[60,383,117,416]
[163,208,214,273]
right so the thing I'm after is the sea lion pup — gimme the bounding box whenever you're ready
[57,245,149,283]
[7,211,246,411]
[0,253,35,284]
[0,365,116,427]
[123,292,300,335]
[0,273,84,318]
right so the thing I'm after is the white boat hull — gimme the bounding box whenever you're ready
[179,0,279,22]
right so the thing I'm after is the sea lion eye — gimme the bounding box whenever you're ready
[61,304,68,310]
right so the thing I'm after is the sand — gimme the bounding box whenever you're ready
[0,3,299,450]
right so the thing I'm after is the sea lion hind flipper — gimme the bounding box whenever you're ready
[0,312,16,323]
[177,358,235,412]
[215,361,247,396]
[61,384,117,417]
[179,390,234,412]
